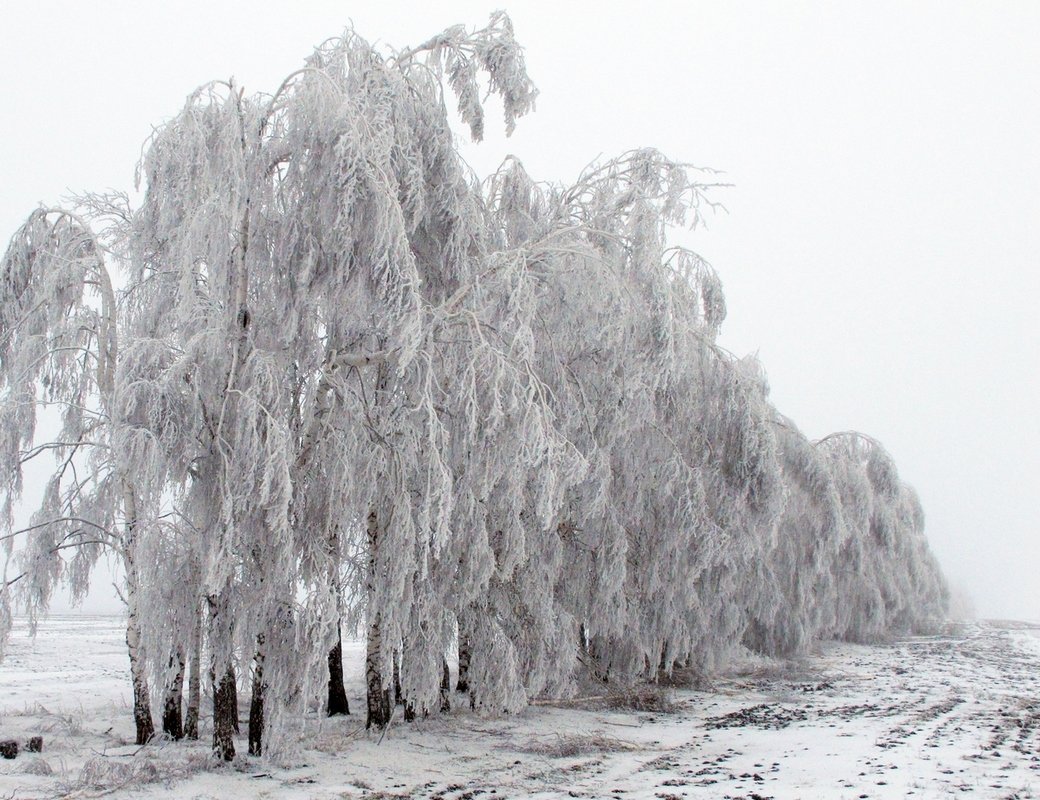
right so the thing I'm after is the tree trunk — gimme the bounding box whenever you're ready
[185,602,202,740]
[587,633,611,683]
[212,665,237,761]
[208,591,236,761]
[456,635,471,694]
[124,551,154,745]
[326,625,350,716]
[656,640,671,683]
[161,646,185,740]
[230,674,240,733]
[126,613,155,745]
[393,652,403,705]
[440,658,451,712]
[365,509,392,729]
[365,612,392,728]
[248,636,265,757]
[325,521,350,717]
[397,650,416,721]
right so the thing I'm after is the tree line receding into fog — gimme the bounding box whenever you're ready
[0,13,947,762]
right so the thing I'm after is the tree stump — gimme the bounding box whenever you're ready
[0,739,19,759]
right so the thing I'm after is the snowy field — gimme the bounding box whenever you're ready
[0,617,1038,799]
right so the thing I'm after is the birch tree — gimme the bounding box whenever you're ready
[0,204,162,744]
[816,432,946,642]
[742,414,845,656]
[480,152,781,684]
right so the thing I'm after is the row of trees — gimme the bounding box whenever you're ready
[0,14,947,763]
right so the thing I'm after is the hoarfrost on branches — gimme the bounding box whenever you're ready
[0,11,948,763]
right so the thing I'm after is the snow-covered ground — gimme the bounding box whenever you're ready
[0,617,1038,799]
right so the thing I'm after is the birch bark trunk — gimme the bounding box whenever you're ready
[212,664,237,761]
[207,591,237,761]
[161,646,186,739]
[326,625,350,716]
[456,636,471,694]
[440,658,451,712]
[248,635,265,757]
[125,588,155,745]
[123,490,154,746]
[365,509,392,729]
[185,601,202,740]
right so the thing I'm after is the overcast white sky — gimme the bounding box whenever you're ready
[2,1,1037,620]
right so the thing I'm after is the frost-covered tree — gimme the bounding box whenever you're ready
[816,432,946,642]
[671,352,785,675]
[476,153,711,686]
[477,152,786,686]
[743,414,845,656]
[0,203,161,744]
[0,10,950,764]
[743,426,947,655]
